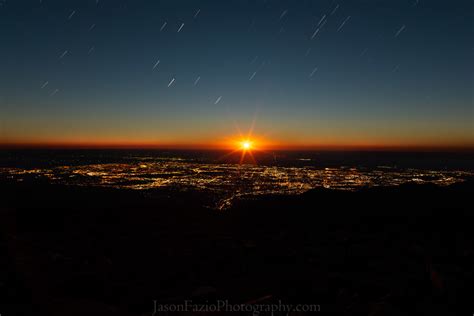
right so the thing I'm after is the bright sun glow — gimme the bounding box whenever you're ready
[241,141,252,150]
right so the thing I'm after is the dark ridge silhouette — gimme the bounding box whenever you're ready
[0,177,473,315]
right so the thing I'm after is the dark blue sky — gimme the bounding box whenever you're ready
[0,0,473,148]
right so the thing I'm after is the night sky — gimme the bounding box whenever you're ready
[0,0,473,149]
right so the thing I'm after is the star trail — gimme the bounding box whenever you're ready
[0,0,472,149]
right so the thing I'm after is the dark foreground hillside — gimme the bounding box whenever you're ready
[1,178,473,315]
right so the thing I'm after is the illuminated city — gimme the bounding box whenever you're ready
[2,159,471,209]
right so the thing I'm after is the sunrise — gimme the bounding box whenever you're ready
[0,0,473,315]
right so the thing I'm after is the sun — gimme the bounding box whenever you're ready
[217,119,268,165]
[241,140,252,151]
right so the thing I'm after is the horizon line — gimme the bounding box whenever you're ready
[1,142,474,152]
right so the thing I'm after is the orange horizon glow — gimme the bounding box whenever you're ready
[2,109,473,152]
[1,139,474,152]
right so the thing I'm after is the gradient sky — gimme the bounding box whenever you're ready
[0,0,473,149]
